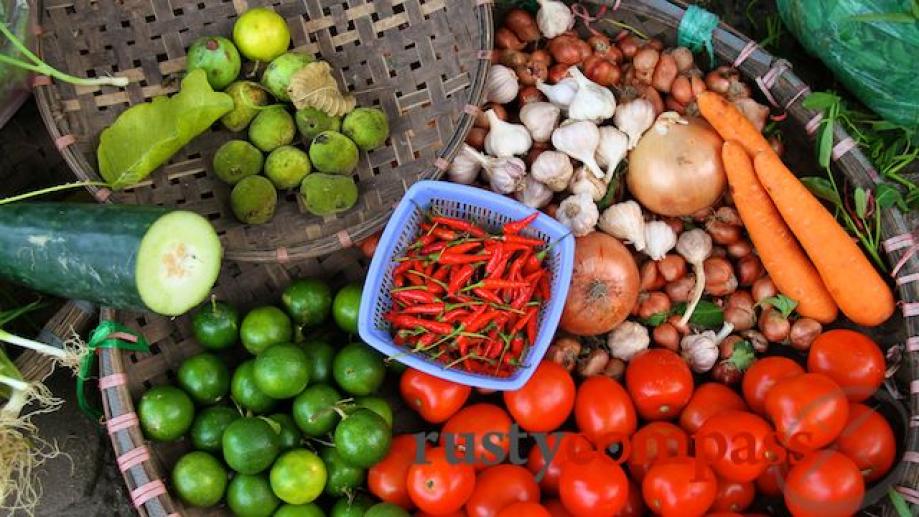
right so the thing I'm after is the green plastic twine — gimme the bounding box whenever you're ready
[77,320,149,421]
[677,5,719,67]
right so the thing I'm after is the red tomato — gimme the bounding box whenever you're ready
[705,513,744,517]
[642,457,717,517]
[559,450,629,516]
[833,403,896,482]
[416,513,464,517]
[465,464,540,517]
[754,461,788,498]
[710,477,754,513]
[400,368,471,423]
[695,410,783,482]
[441,403,513,470]
[764,373,849,452]
[574,376,638,448]
[407,446,476,515]
[496,502,551,517]
[505,360,576,432]
[543,499,573,517]
[627,422,689,482]
[741,356,805,415]
[526,432,594,495]
[679,382,748,433]
[784,450,865,517]
[626,349,693,421]
[368,434,425,508]
[808,329,885,402]
[616,480,646,517]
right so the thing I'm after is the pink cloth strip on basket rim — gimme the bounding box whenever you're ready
[30,75,52,87]
[54,134,76,151]
[755,60,791,109]
[276,247,289,264]
[474,0,492,5]
[898,273,919,286]
[98,373,127,390]
[831,137,857,161]
[116,446,150,472]
[434,157,450,172]
[106,412,138,434]
[908,337,919,352]
[732,40,758,67]
[904,451,919,464]
[477,50,494,60]
[897,486,919,505]
[130,480,167,508]
[884,232,915,252]
[337,231,353,248]
[93,188,112,202]
[463,104,481,117]
[804,113,823,136]
[902,302,919,318]
[912,379,919,394]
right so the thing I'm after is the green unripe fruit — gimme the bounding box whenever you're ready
[265,145,311,189]
[222,81,270,132]
[249,107,296,152]
[299,174,358,216]
[342,107,389,151]
[295,107,341,142]
[231,175,277,225]
[213,139,263,185]
[186,36,241,91]
[308,131,358,175]
[262,52,314,101]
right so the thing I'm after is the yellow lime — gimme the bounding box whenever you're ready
[233,8,291,62]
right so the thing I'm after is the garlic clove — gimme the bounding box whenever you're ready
[556,192,599,237]
[520,102,561,143]
[484,110,533,157]
[531,150,574,192]
[613,98,655,149]
[536,0,575,39]
[447,143,484,185]
[551,119,605,179]
[596,126,629,182]
[485,64,520,104]
[644,220,677,260]
[568,166,608,202]
[598,200,645,251]
[567,67,616,123]
[482,155,526,194]
[536,78,578,109]
[515,175,553,208]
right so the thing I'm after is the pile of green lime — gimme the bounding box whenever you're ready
[137,280,403,515]
[185,6,390,226]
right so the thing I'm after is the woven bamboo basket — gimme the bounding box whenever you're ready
[90,1,917,516]
[33,0,493,263]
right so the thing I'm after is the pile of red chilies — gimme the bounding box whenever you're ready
[384,211,551,377]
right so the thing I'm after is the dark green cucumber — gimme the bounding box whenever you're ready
[0,203,222,316]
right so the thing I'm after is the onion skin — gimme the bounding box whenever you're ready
[560,232,640,336]
[627,116,726,217]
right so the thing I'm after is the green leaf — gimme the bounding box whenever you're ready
[875,183,907,211]
[801,92,839,111]
[801,177,842,207]
[0,299,47,328]
[854,187,868,218]
[906,188,919,210]
[641,312,668,327]
[888,489,912,517]
[817,119,834,169]
[672,300,724,329]
[97,69,234,189]
[760,294,798,318]
[727,340,755,371]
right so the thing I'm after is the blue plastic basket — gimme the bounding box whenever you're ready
[358,180,575,391]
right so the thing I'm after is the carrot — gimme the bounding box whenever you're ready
[752,150,895,326]
[698,92,771,157]
[722,141,838,323]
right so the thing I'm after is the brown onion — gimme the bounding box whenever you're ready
[658,255,687,282]
[637,291,671,320]
[759,307,790,343]
[719,335,745,360]
[712,361,742,385]
[548,63,571,84]
[662,217,684,235]
[577,348,610,377]
[515,61,548,86]
[651,52,678,92]
[789,318,822,351]
[667,314,690,335]
[560,233,640,336]
[583,55,621,87]
[704,257,738,296]
[633,47,660,84]
[653,323,680,351]
[496,27,525,50]
[706,219,742,245]
[751,277,777,303]
[627,115,726,217]
[525,141,549,167]
[546,336,582,371]
[530,49,552,67]
[727,239,753,258]
[617,34,640,58]
[518,85,546,106]
[737,255,763,286]
[499,49,529,68]
[666,276,695,303]
[549,35,584,65]
[474,103,507,129]
[670,74,693,104]
[465,127,486,150]
[664,97,686,114]
[589,34,622,63]
[671,47,694,72]
[504,8,540,42]
[741,329,768,353]
[733,98,769,132]
[603,358,626,380]
[640,260,666,291]
[640,85,665,115]
[647,38,665,51]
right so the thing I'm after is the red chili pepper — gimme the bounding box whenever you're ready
[485,244,505,276]
[500,234,546,247]
[472,287,502,304]
[431,216,486,238]
[416,332,437,348]
[421,241,448,255]
[414,233,436,247]
[402,302,445,315]
[447,264,475,295]
[538,274,551,300]
[474,278,530,290]
[393,260,415,277]
[443,308,470,322]
[431,228,458,241]
[507,252,529,280]
[438,242,483,258]
[463,307,495,334]
[391,315,453,334]
[526,309,538,344]
[503,212,539,235]
[437,253,490,265]
[485,340,502,358]
[392,289,437,305]
[510,308,534,334]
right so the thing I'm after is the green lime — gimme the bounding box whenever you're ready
[138,385,194,442]
[253,343,310,399]
[172,451,227,507]
[190,405,239,453]
[265,145,311,189]
[227,473,280,517]
[233,7,291,62]
[292,384,342,436]
[320,446,365,498]
[342,107,389,151]
[302,339,335,385]
[177,353,230,405]
[231,359,278,414]
[365,503,410,517]
[332,343,385,396]
[192,300,240,350]
[268,413,302,451]
[332,284,362,334]
[282,278,332,327]
[330,494,373,517]
[333,408,391,468]
[354,396,392,427]
[274,503,326,517]
[222,416,281,474]
[269,449,327,505]
[241,306,294,354]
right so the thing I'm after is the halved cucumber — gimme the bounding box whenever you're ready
[0,203,222,316]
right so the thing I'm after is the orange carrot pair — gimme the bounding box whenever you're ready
[701,92,895,326]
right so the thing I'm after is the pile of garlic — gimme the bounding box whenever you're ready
[449,62,656,237]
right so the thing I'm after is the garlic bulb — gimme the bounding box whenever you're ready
[596,126,629,181]
[520,102,561,143]
[556,192,599,237]
[614,98,655,149]
[567,67,616,123]
[515,176,553,208]
[568,166,607,202]
[598,201,645,251]
[481,155,527,194]
[485,110,532,157]
[536,0,574,39]
[531,150,573,192]
[447,144,482,184]
[485,64,519,104]
[681,322,734,373]
[608,321,650,361]
[676,228,713,326]
[552,120,604,179]
[644,220,677,260]
[536,78,578,109]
